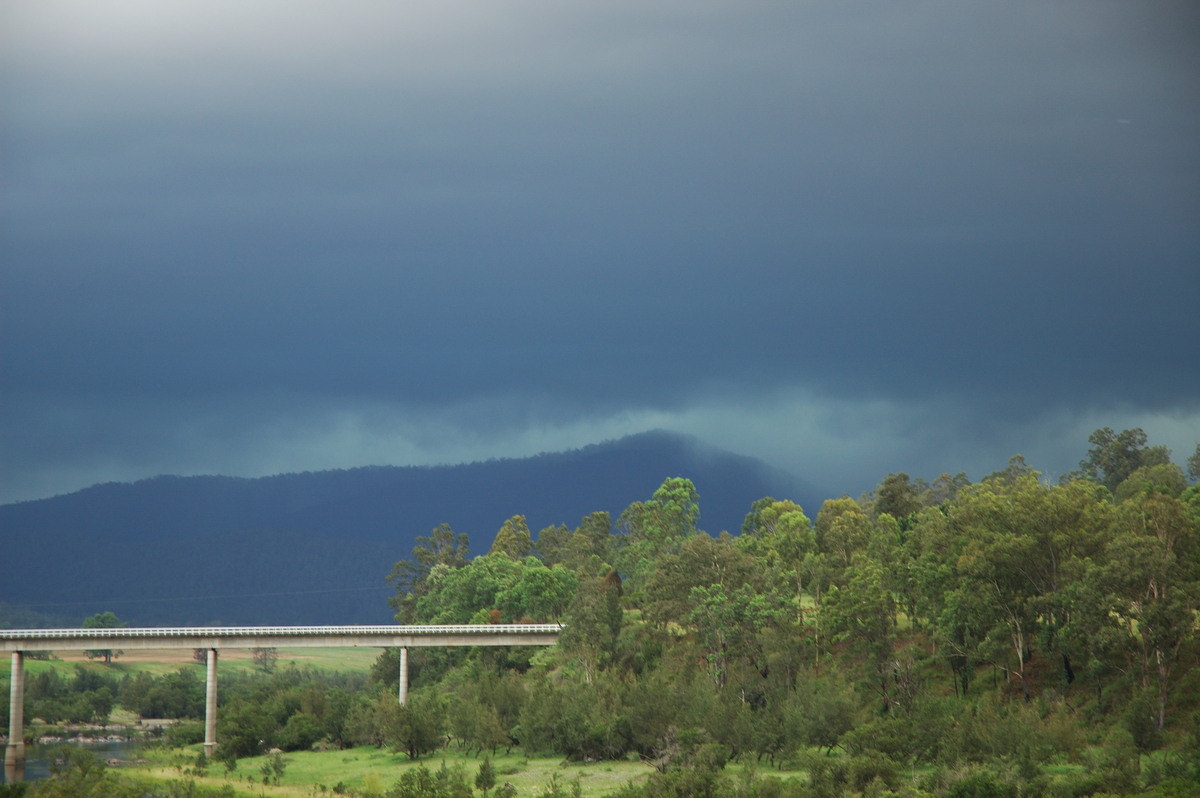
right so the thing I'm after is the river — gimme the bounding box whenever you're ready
[1,739,144,784]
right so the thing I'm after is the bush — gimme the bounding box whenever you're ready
[164,720,205,746]
[384,762,474,798]
[1123,691,1164,753]
[944,766,1019,798]
[277,712,325,751]
[847,752,901,793]
[801,753,850,798]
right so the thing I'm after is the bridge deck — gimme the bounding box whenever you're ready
[0,624,561,652]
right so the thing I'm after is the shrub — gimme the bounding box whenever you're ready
[164,720,205,746]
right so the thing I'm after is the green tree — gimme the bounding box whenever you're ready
[559,573,623,682]
[489,515,533,559]
[387,762,475,798]
[533,523,572,566]
[615,477,701,590]
[277,712,324,752]
[1076,426,1171,493]
[450,693,508,756]
[546,512,615,576]
[1114,463,1189,503]
[821,557,899,711]
[1058,557,1131,706]
[417,552,575,624]
[929,471,971,505]
[795,676,857,754]
[983,454,1035,486]
[220,697,281,757]
[874,472,924,525]
[476,755,496,795]
[815,496,872,575]
[736,498,816,597]
[1104,492,1200,729]
[922,476,1111,700]
[688,582,786,688]
[388,524,470,623]
[118,668,204,718]
[416,552,522,623]
[643,533,759,628]
[379,691,443,760]
[574,511,614,556]
[82,611,125,664]
[496,560,577,622]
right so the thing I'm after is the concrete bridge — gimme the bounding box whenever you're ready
[2,624,560,781]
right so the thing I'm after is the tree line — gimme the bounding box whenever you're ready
[6,428,1199,797]
[373,428,1200,795]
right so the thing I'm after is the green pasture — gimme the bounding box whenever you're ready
[132,746,657,797]
[3,646,380,682]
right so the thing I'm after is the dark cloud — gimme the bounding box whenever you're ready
[2,1,1198,504]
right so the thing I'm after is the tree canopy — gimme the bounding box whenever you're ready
[27,429,1199,798]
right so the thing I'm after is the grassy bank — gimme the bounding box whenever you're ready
[128,745,657,797]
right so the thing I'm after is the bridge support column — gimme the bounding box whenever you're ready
[204,649,218,758]
[5,652,24,783]
[398,647,408,705]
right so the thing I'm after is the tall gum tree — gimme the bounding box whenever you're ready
[489,516,533,560]
[736,498,815,599]
[1105,491,1199,729]
[388,524,470,623]
[932,475,1111,699]
[615,477,701,594]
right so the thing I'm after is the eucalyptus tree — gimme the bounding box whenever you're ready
[736,497,816,598]
[615,477,701,593]
[873,472,925,525]
[814,496,872,574]
[1113,463,1189,503]
[559,573,622,683]
[688,582,787,689]
[925,475,1111,699]
[642,532,759,628]
[537,511,614,576]
[488,515,533,559]
[388,523,470,622]
[1103,490,1200,729]
[416,552,575,624]
[821,556,899,711]
[1075,426,1172,493]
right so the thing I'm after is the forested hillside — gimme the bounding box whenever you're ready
[0,431,808,626]
[10,428,1197,797]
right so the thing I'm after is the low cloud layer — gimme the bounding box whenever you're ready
[2,1,1198,505]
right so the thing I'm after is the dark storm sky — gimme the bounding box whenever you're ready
[2,0,1198,506]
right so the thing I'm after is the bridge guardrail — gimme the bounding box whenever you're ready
[1,624,562,640]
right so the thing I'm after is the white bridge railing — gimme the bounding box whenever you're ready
[2,624,562,640]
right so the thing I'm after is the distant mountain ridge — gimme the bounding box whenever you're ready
[0,431,816,627]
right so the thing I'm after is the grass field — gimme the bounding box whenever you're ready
[6,646,380,680]
[133,745,657,797]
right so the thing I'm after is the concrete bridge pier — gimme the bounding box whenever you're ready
[0,622,561,775]
[398,647,409,705]
[5,652,24,783]
[204,649,218,758]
